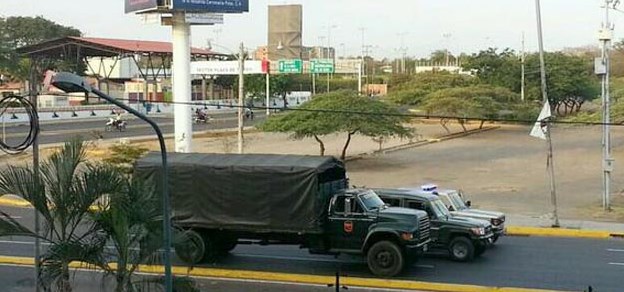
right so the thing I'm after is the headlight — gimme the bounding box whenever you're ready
[401,232,414,241]
[470,227,486,236]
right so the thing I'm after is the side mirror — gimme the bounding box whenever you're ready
[466,200,472,207]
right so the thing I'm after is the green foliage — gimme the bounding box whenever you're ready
[462,48,521,90]
[0,138,125,291]
[260,90,412,159]
[0,16,82,81]
[103,143,149,174]
[421,85,519,119]
[387,72,476,106]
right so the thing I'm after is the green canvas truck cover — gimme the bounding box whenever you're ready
[134,153,347,234]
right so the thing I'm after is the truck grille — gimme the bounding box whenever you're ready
[418,216,431,242]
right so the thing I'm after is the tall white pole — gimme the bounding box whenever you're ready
[535,0,559,227]
[266,71,270,116]
[358,61,363,95]
[172,11,192,153]
[521,32,526,102]
[238,42,245,154]
[601,0,613,211]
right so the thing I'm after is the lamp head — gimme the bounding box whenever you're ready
[276,41,284,50]
[50,72,92,93]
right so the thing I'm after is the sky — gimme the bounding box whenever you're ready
[0,0,619,58]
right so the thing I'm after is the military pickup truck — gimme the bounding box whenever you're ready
[415,184,506,243]
[135,153,431,277]
[373,188,494,262]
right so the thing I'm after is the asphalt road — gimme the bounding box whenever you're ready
[0,207,621,291]
[0,266,390,292]
[1,111,266,146]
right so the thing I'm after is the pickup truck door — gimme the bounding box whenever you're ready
[328,196,375,250]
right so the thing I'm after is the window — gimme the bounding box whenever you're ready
[351,200,364,213]
[334,196,346,213]
[384,198,401,207]
[407,201,425,210]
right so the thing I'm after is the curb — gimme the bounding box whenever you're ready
[345,126,500,162]
[0,255,565,292]
[506,226,624,239]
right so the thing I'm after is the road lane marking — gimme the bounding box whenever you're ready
[0,255,566,292]
[609,262,624,266]
[607,249,624,252]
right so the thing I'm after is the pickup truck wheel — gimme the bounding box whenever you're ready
[367,241,405,277]
[174,229,207,265]
[449,236,475,262]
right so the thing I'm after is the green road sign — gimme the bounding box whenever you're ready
[310,59,335,74]
[278,59,303,73]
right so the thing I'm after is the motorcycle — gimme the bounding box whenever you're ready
[193,113,212,124]
[105,118,127,132]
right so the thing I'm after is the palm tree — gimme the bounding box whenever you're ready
[0,138,125,291]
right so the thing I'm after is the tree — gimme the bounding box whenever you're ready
[260,90,412,160]
[0,138,124,291]
[462,48,521,91]
[387,72,476,105]
[421,85,518,131]
[0,16,82,81]
[524,52,599,114]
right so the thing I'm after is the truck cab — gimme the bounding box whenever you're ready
[373,188,494,262]
[415,184,506,243]
[323,189,431,276]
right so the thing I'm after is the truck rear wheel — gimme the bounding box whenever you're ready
[449,236,475,262]
[367,241,405,277]
[174,229,208,265]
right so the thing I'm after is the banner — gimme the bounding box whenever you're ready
[191,61,266,75]
[125,0,159,13]
[171,0,249,13]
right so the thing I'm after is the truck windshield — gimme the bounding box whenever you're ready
[449,192,468,210]
[430,199,451,218]
[359,191,386,211]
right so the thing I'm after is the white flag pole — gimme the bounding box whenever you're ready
[535,0,560,227]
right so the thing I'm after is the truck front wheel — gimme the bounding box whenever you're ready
[449,236,475,262]
[367,241,405,277]
[174,229,208,265]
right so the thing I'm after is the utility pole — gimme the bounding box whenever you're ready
[238,42,245,154]
[358,27,366,95]
[443,33,452,67]
[521,32,526,102]
[535,0,560,227]
[599,0,616,211]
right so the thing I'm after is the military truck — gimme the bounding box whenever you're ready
[135,153,431,277]
[373,188,494,262]
[414,184,506,243]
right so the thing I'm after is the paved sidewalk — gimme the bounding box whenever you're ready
[507,213,624,233]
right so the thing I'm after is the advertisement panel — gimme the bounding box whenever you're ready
[171,0,249,13]
[125,0,159,13]
[191,61,266,75]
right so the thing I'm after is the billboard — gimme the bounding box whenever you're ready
[268,5,302,60]
[171,0,249,13]
[191,61,267,75]
[125,0,159,13]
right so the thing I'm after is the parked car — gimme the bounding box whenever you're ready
[373,188,494,262]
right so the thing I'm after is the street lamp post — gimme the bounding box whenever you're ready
[238,42,245,154]
[326,25,337,93]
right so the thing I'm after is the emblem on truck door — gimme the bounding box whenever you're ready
[344,221,354,233]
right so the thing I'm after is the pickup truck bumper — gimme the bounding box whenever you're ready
[492,224,506,237]
[405,239,431,257]
[475,233,495,246]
